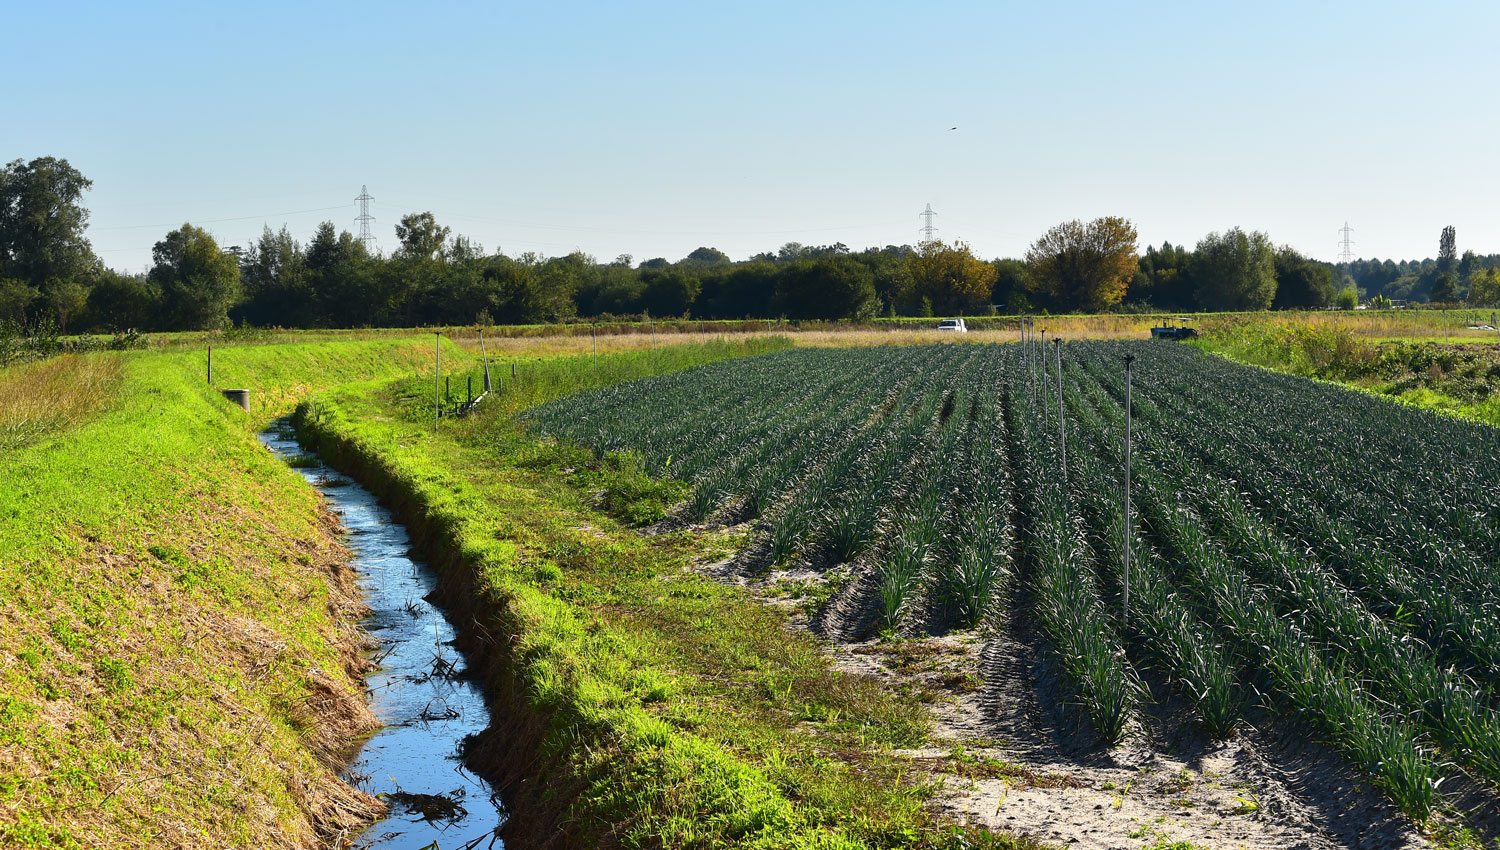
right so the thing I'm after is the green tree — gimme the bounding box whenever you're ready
[305,223,376,326]
[1191,228,1277,311]
[46,278,89,332]
[238,225,309,326]
[1431,225,1459,302]
[1023,217,1138,312]
[395,211,450,261]
[1270,247,1336,309]
[84,269,159,330]
[1469,267,1500,307]
[1334,286,1358,310]
[991,259,1031,313]
[0,157,96,301]
[0,278,37,322]
[682,246,730,265]
[641,267,701,316]
[148,224,241,330]
[773,255,878,320]
[908,240,999,314]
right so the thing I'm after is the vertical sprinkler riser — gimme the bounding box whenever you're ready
[1123,352,1135,624]
[1055,338,1065,484]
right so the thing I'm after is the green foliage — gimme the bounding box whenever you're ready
[1271,247,1337,309]
[0,157,95,295]
[1024,217,1138,312]
[1192,227,1277,311]
[907,240,998,315]
[395,210,450,260]
[1334,286,1358,310]
[148,223,242,330]
[774,255,879,320]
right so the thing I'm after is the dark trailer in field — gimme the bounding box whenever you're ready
[1150,318,1197,340]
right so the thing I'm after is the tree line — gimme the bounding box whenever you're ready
[4,156,1497,334]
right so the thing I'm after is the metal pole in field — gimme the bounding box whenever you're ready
[479,329,491,392]
[1123,352,1135,624]
[592,323,598,370]
[433,332,441,434]
[207,344,212,385]
[1039,330,1049,430]
[1020,319,1032,404]
[1055,337,1066,483]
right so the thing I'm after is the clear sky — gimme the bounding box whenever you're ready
[8,0,1499,272]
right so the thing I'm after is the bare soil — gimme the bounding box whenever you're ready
[699,544,1445,850]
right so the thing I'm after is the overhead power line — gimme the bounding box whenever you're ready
[90,204,351,232]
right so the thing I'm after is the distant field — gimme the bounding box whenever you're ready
[529,341,1500,823]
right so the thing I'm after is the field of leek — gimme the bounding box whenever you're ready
[529,340,1500,823]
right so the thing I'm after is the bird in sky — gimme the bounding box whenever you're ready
[949,126,958,130]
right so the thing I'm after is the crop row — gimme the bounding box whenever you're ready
[529,340,1500,820]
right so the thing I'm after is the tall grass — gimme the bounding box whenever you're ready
[0,353,121,450]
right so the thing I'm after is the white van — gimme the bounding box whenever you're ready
[936,318,967,333]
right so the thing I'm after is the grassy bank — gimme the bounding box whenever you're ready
[1193,319,1500,424]
[294,341,1030,849]
[0,338,448,848]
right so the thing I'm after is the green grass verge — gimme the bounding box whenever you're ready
[293,345,1037,850]
[1192,319,1500,425]
[0,337,454,848]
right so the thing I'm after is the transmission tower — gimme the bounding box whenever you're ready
[355,185,376,250]
[1338,221,1355,266]
[919,203,938,244]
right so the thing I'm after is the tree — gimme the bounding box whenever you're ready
[776,242,810,262]
[1458,249,1481,285]
[0,157,96,300]
[991,259,1030,313]
[1470,267,1500,307]
[46,278,88,332]
[395,212,450,261]
[0,278,37,322]
[1270,247,1336,309]
[682,246,730,265]
[773,255,878,320]
[84,269,158,330]
[641,267,701,316]
[1431,225,1460,302]
[1023,217,1138,312]
[149,224,241,330]
[1129,242,1194,310]
[238,225,309,326]
[696,261,776,318]
[1191,228,1277,311]
[303,223,368,324]
[908,240,999,314]
[1334,286,1358,310]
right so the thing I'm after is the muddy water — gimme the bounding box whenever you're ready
[260,424,507,849]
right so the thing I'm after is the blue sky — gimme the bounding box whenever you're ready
[8,0,1499,271]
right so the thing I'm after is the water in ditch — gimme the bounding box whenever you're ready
[260,423,507,849]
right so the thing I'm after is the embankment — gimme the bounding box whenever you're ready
[0,338,457,848]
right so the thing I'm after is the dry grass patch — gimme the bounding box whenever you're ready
[0,353,121,450]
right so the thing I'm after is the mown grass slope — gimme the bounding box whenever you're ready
[0,338,447,848]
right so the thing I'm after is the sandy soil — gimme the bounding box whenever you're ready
[694,541,1447,850]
